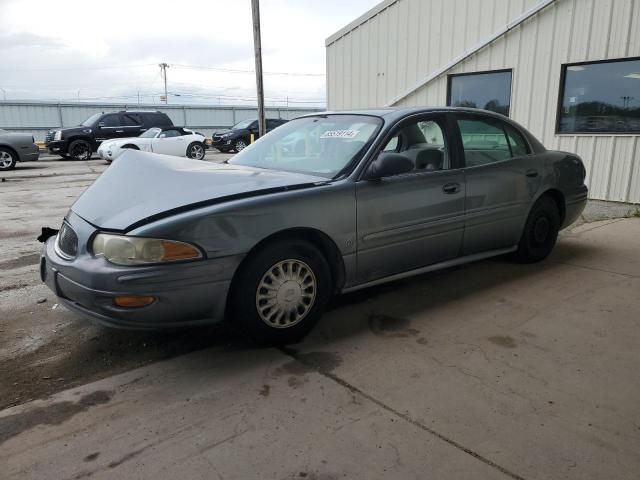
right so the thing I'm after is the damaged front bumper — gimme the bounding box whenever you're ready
[40,211,242,329]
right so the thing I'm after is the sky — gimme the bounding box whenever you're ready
[0,0,379,107]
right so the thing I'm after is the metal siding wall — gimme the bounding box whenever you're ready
[327,0,640,203]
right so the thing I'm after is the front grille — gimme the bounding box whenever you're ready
[57,222,78,258]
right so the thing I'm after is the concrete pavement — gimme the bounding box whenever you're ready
[2,217,639,480]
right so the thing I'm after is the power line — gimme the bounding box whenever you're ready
[170,63,325,77]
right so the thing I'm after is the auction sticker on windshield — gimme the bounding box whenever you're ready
[320,130,360,139]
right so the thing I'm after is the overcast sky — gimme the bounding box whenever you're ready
[0,0,378,106]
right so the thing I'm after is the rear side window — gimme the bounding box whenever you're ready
[144,113,172,127]
[121,114,141,126]
[504,124,530,157]
[457,117,511,167]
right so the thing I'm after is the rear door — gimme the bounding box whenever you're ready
[455,114,541,254]
[355,113,466,282]
[120,113,144,138]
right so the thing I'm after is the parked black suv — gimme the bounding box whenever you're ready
[212,118,288,153]
[45,111,173,160]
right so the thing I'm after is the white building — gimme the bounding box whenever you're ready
[326,0,640,204]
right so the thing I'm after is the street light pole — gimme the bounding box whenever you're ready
[251,0,266,137]
[0,88,6,101]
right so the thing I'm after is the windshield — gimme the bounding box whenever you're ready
[228,114,382,178]
[81,113,102,127]
[139,127,161,138]
[232,119,254,130]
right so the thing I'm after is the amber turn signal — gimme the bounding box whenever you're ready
[113,295,156,308]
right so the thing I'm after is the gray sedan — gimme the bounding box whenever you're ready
[40,107,587,344]
[0,129,40,171]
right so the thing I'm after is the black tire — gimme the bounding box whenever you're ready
[234,138,248,153]
[229,239,332,345]
[516,195,560,263]
[187,141,206,160]
[68,139,92,161]
[0,147,17,171]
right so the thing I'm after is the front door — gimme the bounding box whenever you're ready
[355,114,465,283]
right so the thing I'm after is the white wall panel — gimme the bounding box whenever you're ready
[327,0,640,203]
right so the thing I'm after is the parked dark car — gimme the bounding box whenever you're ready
[41,107,587,344]
[45,111,173,161]
[212,118,288,153]
[0,129,39,171]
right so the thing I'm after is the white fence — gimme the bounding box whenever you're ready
[0,101,323,141]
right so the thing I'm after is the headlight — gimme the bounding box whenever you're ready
[54,130,62,141]
[92,233,202,266]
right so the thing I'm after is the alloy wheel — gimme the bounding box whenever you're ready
[0,151,14,169]
[189,144,205,159]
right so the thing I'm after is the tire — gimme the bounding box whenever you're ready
[0,147,17,171]
[234,138,247,152]
[229,239,332,345]
[516,195,561,263]
[68,139,92,161]
[187,141,206,160]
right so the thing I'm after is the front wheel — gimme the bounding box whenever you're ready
[0,147,17,171]
[187,142,206,160]
[68,139,92,161]
[516,196,560,263]
[234,139,247,152]
[229,240,332,345]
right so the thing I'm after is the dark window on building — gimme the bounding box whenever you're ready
[557,58,640,134]
[447,70,512,116]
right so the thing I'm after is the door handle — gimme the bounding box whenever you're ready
[115,130,124,133]
[442,182,461,194]
[526,169,539,178]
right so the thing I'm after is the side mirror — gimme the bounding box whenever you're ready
[365,152,414,180]
[159,133,166,138]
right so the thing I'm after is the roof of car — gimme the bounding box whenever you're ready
[297,106,515,121]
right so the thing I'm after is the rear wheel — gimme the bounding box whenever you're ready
[0,147,17,171]
[68,139,92,161]
[187,142,206,160]
[230,239,332,345]
[516,196,560,263]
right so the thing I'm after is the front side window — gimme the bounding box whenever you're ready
[558,58,640,133]
[81,113,102,127]
[100,115,120,128]
[160,129,181,138]
[380,118,449,173]
[229,114,382,178]
[447,70,513,116]
[457,117,511,167]
[232,119,254,130]
[139,128,161,138]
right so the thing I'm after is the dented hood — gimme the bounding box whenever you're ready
[71,150,326,231]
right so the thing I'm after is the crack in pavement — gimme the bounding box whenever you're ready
[279,347,527,480]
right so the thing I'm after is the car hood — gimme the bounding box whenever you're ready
[71,150,328,231]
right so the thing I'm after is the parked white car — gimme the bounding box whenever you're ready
[98,127,207,163]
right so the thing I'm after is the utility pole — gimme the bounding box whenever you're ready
[251,0,266,137]
[0,87,5,101]
[159,63,169,104]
